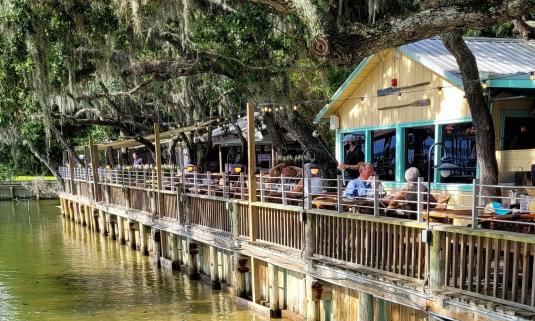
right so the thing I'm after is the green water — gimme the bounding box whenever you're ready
[0,201,259,321]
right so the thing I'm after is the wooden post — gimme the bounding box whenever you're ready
[109,215,116,240]
[209,245,221,289]
[430,230,445,292]
[89,137,102,202]
[99,210,107,235]
[246,103,258,242]
[305,212,316,258]
[117,216,125,244]
[84,146,92,199]
[152,228,161,267]
[170,234,179,269]
[154,123,164,217]
[231,201,239,241]
[188,242,200,279]
[234,254,249,298]
[127,219,136,249]
[268,263,281,317]
[124,187,131,209]
[358,292,374,321]
[251,257,261,304]
[139,223,148,255]
[306,276,320,321]
[9,186,15,200]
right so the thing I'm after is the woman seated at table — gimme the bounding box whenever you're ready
[388,167,436,218]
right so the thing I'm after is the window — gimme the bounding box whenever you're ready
[405,126,435,182]
[372,129,396,181]
[503,116,535,150]
[441,122,476,183]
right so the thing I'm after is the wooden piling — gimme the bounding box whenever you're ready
[306,276,320,321]
[169,233,179,269]
[139,223,148,255]
[188,242,200,279]
[268,263,281,317]
[234,254,248,298]
[127,219,136,250]
[358,291,374,321]
[152,228,161,267]
[99,210,107,235]
[117,216,125,244]
[209,245,220,289]
[9,186,15,200]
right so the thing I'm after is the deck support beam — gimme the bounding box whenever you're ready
[99,210,107,235]
[188,242,200,279]
[209,245,221,289]
[358,291,374,321]
[306,276,321,321]
[234,254,249,298]
[268,263,281,317]
[152,228,161,267]
[117,216,125,244]
[127,219,136,250]
[139,223,149,255]
[169,234,179,269]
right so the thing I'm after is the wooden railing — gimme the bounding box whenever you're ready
[256,204,303,250]
[440,226,535,309]
[60,167,535,311]
[312,211,426,280]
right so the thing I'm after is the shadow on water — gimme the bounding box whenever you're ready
[0,200,260,321]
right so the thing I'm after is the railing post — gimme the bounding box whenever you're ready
[305,212,315,258]
[471,178,480,229]
[230,201,240,248]
[417,177,423,222]
[373,176,379,216]
[337,175,342,213]
[259,173,265,203]
[223,173,228,198]
[240,173,245,200]
[429,230,445,292]
[304,174,311,209]
[281,174,287,205]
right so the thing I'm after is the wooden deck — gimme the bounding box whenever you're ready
[60,168,535,320]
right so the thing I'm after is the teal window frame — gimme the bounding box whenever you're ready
[338,116,474,191]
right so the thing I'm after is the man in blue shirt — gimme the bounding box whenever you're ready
[343,163,375,197]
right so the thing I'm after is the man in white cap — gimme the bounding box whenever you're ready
[337,134,365,180]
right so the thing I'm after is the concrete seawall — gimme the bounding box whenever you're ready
[0,181,58,200]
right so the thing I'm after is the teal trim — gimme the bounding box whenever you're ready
[339,117,473,134]
[395,127,405,182]
[488,79,535,89]
[335,129,342,163]
[365,130,372,163]
[396,48,463,87]
[313,55,375,124]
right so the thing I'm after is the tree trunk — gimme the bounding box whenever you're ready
[49,123,85,167]
[442,31,499,194]
[273,111,338,178]
[263,112,289,155]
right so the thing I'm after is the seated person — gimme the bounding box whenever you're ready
[343,163,375,198]
[267,163,302,192]
[389,167,436,216]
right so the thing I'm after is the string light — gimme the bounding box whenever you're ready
[530,72,535,81]
[481,81,487,89]
[437,86,442,94]
[361,97,365,101]
[398,92,402,99]
[293,105,298,111]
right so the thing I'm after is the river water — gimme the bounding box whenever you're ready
[0,200,259,321]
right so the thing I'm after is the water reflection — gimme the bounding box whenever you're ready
[0,201,260,321]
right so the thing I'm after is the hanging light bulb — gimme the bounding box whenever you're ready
[360,97,365,102]
[293,105,298,111]
[437,86,442,94]
[530,72,535,81]
[481,81,487,89]
[398,92,402,99]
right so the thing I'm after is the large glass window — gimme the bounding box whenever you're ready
[503,116,535,150]
[405,126,435,182]
[372,129,396,181]
[441,122,477,183]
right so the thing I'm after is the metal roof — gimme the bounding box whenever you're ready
[399,37,535,86]
[314,37,535,123]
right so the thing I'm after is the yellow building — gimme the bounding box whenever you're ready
[315,37,535,195]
